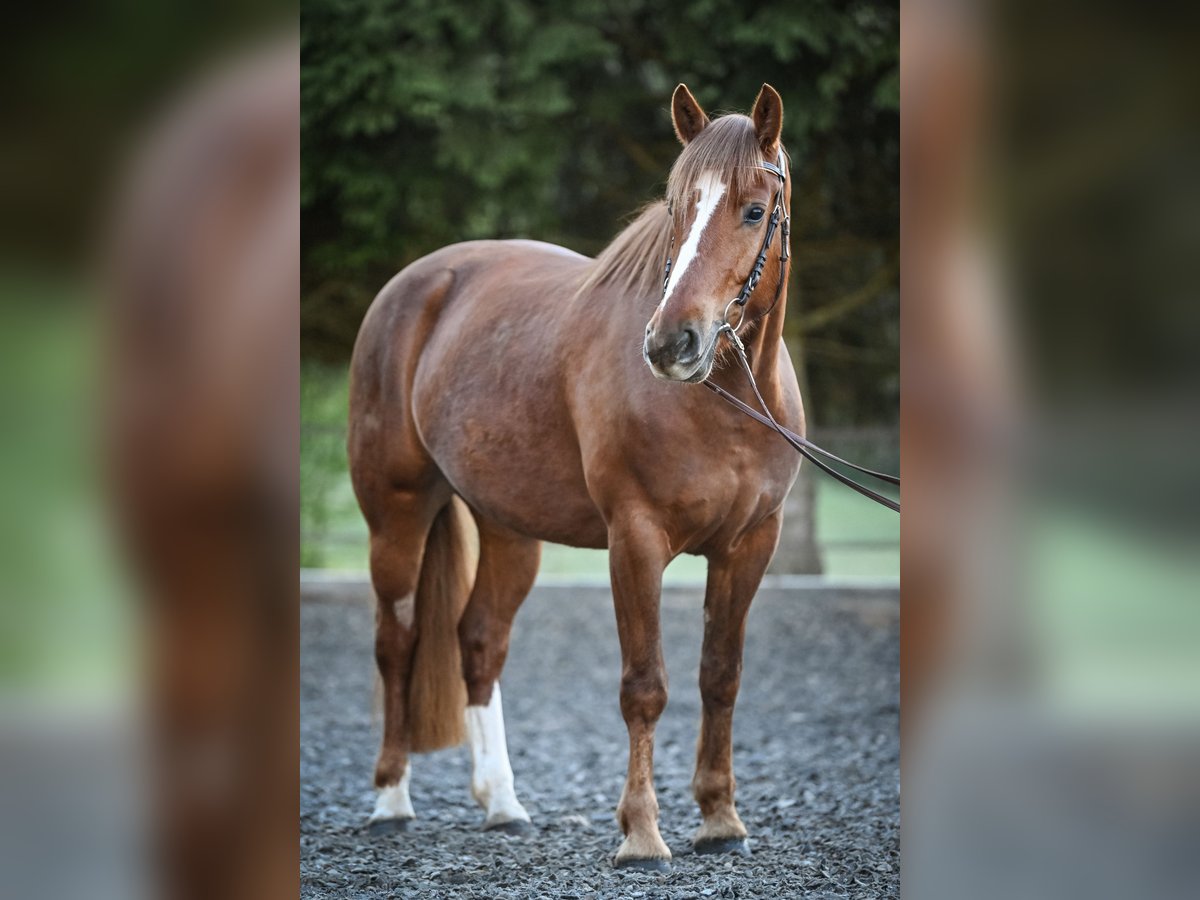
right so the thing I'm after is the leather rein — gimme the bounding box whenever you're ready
[661,153,900,514]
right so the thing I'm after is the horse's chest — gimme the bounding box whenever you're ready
[626,425,800,553]
[709,442,795,517]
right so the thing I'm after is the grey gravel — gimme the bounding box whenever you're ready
[301,583,899,898]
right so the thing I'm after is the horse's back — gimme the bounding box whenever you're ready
[350,239,588,410]
[356,239,586,340]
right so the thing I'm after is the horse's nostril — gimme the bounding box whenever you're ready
[674,327,700,364]
[645,325,703,369]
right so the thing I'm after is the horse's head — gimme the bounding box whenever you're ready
[643,84,789,382]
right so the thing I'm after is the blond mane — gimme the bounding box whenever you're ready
[576,114,772,302]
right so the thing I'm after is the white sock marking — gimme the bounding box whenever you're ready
[391,593,414,629]
[370,763,414,821]
[659,171,727,310]
[465,684,530,825]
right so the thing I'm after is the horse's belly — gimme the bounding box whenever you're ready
[415,386,607,548]
[454,446,607,548]
[464,477,608,549]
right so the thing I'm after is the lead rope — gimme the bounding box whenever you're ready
[704,328,899,513]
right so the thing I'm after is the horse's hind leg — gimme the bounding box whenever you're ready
[457,516,541,832]
[363,489,442,833]
[692,510,783,856]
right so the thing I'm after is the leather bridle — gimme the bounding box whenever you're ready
[722,155,790,334]
[660,153,791,335]
[659,151,900,513]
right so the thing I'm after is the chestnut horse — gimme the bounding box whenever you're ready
[348,84,801,869]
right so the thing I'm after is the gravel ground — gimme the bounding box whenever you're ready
[301,582,899,899]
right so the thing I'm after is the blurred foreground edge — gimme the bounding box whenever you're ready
[902,3,1200,899]
[106,36,299,900]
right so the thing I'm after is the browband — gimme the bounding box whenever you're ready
[758,157,786,182]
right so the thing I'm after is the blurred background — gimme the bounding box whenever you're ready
[299,0,900,580]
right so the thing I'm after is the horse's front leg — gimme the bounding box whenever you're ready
[693,510,783,856]
[608,511,672,870]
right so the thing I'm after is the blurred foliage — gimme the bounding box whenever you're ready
[0,2,290,271]
[302,0,898,424]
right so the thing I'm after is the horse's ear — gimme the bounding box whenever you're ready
[671,84,710,146]
[750,83,784,155]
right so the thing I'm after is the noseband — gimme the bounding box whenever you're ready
[658,150,900,513]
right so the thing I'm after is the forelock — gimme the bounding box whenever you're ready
[666,115,768,213]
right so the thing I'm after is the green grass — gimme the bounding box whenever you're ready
[302,362,899,581]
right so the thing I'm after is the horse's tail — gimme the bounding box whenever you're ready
[407,496,477,752]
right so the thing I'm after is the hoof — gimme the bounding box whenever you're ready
[613,856,671,873]
[693,836,751,857]
[367,816,412,836]
[484,817,532,836]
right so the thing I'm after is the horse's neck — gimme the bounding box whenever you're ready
[756,291,788,367]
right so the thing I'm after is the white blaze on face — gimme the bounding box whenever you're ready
[659,171,727,310]
[465,684,530,826]
[370,762,414,821]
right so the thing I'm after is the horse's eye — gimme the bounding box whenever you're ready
[745,206,766,224]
